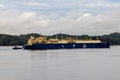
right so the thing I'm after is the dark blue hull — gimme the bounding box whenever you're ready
[23,42,110,50]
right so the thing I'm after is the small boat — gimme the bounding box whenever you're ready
[12,45,22,50]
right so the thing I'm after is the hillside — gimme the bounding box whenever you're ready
[0,32,120,46]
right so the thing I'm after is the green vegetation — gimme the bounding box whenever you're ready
[0,32,120,46]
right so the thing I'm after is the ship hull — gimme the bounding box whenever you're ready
[23,42,110,50]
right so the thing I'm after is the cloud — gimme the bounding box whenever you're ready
[0,4,4,8]
[23,2,49,8]
[17,12,36,24]
[0,10,120,35]
[6,0,120,14]
[1,0,119,16]
[0,0,120,35]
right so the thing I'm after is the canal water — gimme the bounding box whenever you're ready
[0,46,120,80]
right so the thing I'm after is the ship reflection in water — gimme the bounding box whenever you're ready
[23,36,110,50]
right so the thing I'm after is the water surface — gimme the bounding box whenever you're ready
[0,46,120,80]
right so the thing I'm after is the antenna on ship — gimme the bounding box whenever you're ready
[61,35,63,40]
[90,36,92,40]
[56,35,58,39]
[76,36,79,40]
[97,36,99,40]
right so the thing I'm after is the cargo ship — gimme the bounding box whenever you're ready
[23,36,110,50]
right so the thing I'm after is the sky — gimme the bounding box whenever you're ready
[0,0,120,35]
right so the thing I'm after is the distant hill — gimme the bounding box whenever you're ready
[0,32,120,46]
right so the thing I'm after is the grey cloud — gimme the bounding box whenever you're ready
[0,11,120,35]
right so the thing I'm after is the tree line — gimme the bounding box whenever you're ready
[0,32,120,46]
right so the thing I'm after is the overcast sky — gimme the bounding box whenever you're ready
[0,0,120,35]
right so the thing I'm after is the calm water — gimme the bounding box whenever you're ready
[0,46,120,80]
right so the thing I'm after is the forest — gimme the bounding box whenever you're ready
[0,32,120,46]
